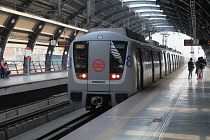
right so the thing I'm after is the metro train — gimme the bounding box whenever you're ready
[68,28,184,110]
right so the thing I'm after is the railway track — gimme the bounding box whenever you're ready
[0,93,73,140]
[0,93,69,123]
[35,106,110,140]
[0,101,70,130]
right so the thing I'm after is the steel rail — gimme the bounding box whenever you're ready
[0,101,70,130]
[36,106,110,140]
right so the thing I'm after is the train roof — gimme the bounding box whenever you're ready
[146,40,160,47]
[78,28,182,55]
[89,28,145,42]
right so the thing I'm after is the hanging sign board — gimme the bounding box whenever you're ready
[58,41,71,47]
[184,40,193,46]
[184,39,210,46]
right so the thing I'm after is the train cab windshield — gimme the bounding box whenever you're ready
[73,41,88,76]
[110,41,127,74]
[73,41,127,80]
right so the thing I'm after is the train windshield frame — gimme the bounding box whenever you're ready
[73,41,88,73]
[110,41,127,73]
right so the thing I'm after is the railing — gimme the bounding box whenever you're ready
[6,61,68,75]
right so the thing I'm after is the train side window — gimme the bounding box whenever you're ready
[141,50,147,65]
[110,41,127,73]
[147,51,152,68]
[73,41,88,73]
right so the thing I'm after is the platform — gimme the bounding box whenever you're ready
[0,71,68,96]
[61,66,210,140]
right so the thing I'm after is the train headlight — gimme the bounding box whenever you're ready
[76,73,88,79]
[82,74,87,78]
[112,74,117,79]
[110,73,122,80]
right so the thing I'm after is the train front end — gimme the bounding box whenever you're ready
[68,32,133,110]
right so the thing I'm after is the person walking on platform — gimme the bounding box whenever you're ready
[188,58,194,79]
[199,57,206,79]
[195,57,201,79]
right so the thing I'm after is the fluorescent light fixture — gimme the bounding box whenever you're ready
[149,18,167,20]
[8,38,28,43]
[135,10,163,12]
[140,14,166,17]
[14,27,33,32]
[121,0,175,31]
[129,4,160,8]
[155,26,174,27]
[152,23,169,25]
[122,0,156,1]
[0,6,88,32]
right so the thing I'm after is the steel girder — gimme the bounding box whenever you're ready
[45,26,65,71]
[61,30,80,70]
[110,13,136,27]
[64,4,87,25]
[92,9,129,28]
[118,17,143,32]
[27,21,46,50]
[0,0,36,60]
[64,0,110,25]
[157,0,210,40]
[80,2,122,28]
[23,21,46,72]
[22,4,58,73]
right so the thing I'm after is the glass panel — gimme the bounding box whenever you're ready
[110,41,127,73]
[73,41,88,73]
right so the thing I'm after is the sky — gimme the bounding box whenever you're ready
[146,32,205,60]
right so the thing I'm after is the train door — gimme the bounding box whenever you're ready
[171,55,174,72]
[174,55,176,70]
[135,49,142,91]
[171,55,173,72]
[168,53,171,73]
[151,51,155,82]
[175,55,178,69]
[159,52,163,78]
[163,52,167,76]
[148,51,153,84]
[141,50,147,87]
[88,41,110,91]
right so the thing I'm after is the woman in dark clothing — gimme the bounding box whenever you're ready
[188,58,194,79]
[195,57,201,79]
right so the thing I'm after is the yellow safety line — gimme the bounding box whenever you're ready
[94,67,186,140]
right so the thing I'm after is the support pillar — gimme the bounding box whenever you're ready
[191,0,196,58]
[61,30,79,70]
[45,26,65,71]
[23,21,46,73]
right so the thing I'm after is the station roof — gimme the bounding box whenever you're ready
[0,0,209,50]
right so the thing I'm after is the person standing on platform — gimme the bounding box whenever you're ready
[195,57,201,79]
[4,62,10,78]
[199,57,206,79]
[0,58,5,79]
[188,58,194,79]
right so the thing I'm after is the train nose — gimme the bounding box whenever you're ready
[91,96,103,106]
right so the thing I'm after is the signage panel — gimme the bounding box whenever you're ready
[185,39,210,46]
[58,41,71,47]
[184,40,193,46]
